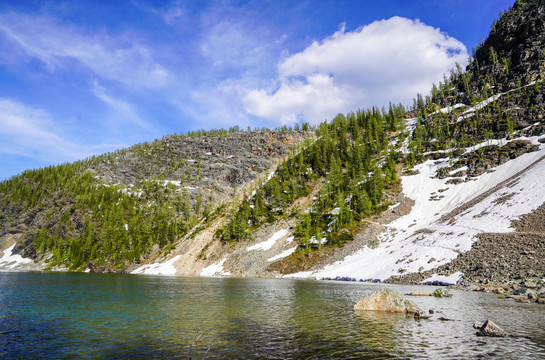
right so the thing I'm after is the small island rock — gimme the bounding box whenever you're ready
[354,288,421,314]
[475,320,506,337]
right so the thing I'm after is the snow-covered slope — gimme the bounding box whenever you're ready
[287,138,545,282]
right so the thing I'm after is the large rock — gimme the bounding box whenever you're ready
[354,288,421,314]
[475,320,506,337]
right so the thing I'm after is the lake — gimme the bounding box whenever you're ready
[0,272,544,359]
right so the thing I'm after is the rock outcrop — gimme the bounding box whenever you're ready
[354,288,421,314]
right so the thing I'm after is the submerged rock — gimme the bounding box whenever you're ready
[405,292,432,296]
[413,310,431,321]
[354,288,421,314]
[475,320,506,337]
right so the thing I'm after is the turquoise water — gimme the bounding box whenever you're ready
[1,272,544,359]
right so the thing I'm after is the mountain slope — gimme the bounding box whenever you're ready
[291,0,545,284]
[2,0,545,287]
[176,0,545,284]
[0,130,313,271]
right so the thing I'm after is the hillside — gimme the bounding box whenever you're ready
[0,130,313,271]
[176,0,545,283]
[2,0,545,288]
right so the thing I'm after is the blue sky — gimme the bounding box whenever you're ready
[0,0,513,180]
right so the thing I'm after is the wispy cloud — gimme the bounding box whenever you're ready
[91,80,156,134]
[132,0,187,26]
[243,17,468,125]
[185,16,285,129]
[200,20,274,71]
[162,1,185,26]
[0,98,117,162]
[186,79,255,130]
[0,12,170,89]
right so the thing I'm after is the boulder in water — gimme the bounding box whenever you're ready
[475,320,506,337]
[354,288,421,314]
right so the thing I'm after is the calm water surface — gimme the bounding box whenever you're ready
[0,272,544,359]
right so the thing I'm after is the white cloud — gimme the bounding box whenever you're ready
[0,12,170,89]
[243,17,468,125]
[244,74,350,125]
[134,0,186,26]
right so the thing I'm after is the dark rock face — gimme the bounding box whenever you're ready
[475,0,545,91]
[475,320,507,337]
[12,232,37,259]
[91,131,313,203]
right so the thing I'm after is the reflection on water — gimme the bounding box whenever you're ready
[0,272,544,359]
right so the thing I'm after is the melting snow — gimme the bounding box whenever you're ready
[266,171,276,182]
[131,255,180,276]
[401,118,417,154]
[431,103,465,115]
[456,94,503,123]
[463,93,503,115]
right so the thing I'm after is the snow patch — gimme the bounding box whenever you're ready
[266,171,276,182]
[310,236,327,245]
[247,229,289,251]
[155,180,182,187]
[457,94,502,123]
[463,93,503,115]
[464,138,508,154]
[422,271,463,285]
[268,247,297,262]
[401,118,417,154]
[131,255,181,276]
[0,244,33,269]
[431,103,465,115]
[200,258,231,277]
